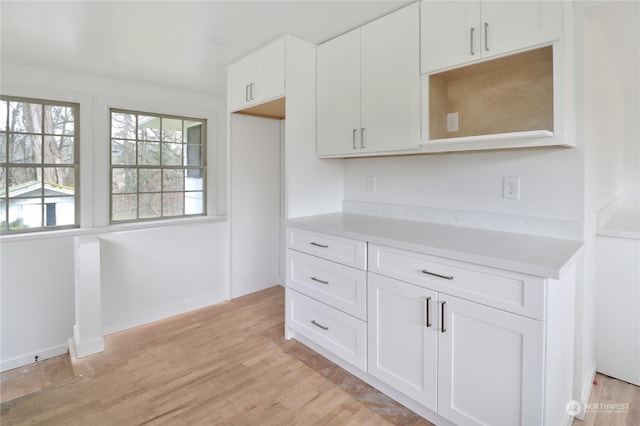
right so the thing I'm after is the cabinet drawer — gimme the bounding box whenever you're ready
[286,289,367,371]
[369,244,544,320]
[286,250,367,320]
[286,227,367,270]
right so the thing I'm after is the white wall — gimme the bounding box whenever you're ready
[0,63,229,371]
[344,147,583,221]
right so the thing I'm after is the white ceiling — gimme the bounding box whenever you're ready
[1,0,413,98]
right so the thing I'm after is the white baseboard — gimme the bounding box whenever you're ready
[71,325,105,358]
[102,290,227,335]
[575,361,597,421]
[0,343,69,373]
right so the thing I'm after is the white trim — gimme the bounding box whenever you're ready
[102,290,227,335]
[575,361,597,421]
[71,325,105,358]
[0,343,69,373]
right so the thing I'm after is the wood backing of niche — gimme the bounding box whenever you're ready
[429,46,553,140]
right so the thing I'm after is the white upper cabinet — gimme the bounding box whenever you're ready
[421,0,562,73]
[317,3,420,157]
[316,29,361,157]
[228,37,285,112]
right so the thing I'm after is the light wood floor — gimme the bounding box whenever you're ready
[1,286,430,425]
[2,286,639,425]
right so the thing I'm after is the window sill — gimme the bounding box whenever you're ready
[0,215,228,243]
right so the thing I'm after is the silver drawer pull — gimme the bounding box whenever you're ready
[310,242,328,248]
[421,269,454,280]
[439,301,447,333]
[425,297,432,328]
[311,277,329,285]
[311,320,329,331]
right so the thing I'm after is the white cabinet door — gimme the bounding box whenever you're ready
[438,294,544,426]
[254,37,286,104]
[317,3,420,157]
[421,0,562,73]
[228,38,285,112]
[317,28,361,156]
[368,273,437,411]
[228,55,256,111]
[361,2,420,153]
[421,1,480,73]
[481,0,562,60]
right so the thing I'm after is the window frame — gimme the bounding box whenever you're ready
[108,108,207,224]
[0,95,80,235]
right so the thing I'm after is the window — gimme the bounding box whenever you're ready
[110,109,206,223]
[0,96,79,234]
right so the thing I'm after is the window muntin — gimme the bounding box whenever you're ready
[0,97,79,234]
[109,109,206,223]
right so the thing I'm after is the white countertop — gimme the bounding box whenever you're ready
[285,213,584,279]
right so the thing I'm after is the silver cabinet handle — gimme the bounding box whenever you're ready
[311,320,329,331]
[421,269,454,280]
[360,127,365,149]
[249,83,255,101]
[470,27,475,55]
[310,242,328,248]
[311,277,329,285]
[484,22,489,51]
[440,301,447,333]
[245,84,250,102]
[425,297,432,328]
[352,129,357,150]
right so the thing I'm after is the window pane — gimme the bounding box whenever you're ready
[0,101,7,131]
[138,115,160,141]
[185,191,204,215]
[44,136,74,164]
[0,200,6,231]
[111,112,136,139]
[185,121,202,144]
[163,169,183,191]
[0,167,5,194]
[139,193,161,218]
[138,142,160,165]
[185,171,203,190]
[162,143,182,166]
[9,167,42,197]
[112,194,137,221]
[9,102,42,133]
[139,168,161,192]
[9,198,42,229]
[44,167,75,193]
[162,118,182,142]
[162,192,183,216]
[44,196,75,227]
[9,134,42,163]
[44,105,75,135]
[185,144,202,168]
[112,168,137,193]
[0,133,6,163]
[111,139,136,165]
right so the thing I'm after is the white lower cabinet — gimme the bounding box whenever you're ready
[368,272,544,426]
[367,273,438,411]
[285,228,575,426]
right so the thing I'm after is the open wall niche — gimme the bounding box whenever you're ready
[428,46,553,142]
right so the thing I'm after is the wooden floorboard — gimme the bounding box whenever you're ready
[2,286,638,425]
[0,286,430,426]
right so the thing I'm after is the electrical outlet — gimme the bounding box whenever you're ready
[503,176,521,200]
[367,176,377,192]
[447,112,459,132]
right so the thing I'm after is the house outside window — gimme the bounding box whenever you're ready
[109,109,206,223]
[0,96,79,234]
